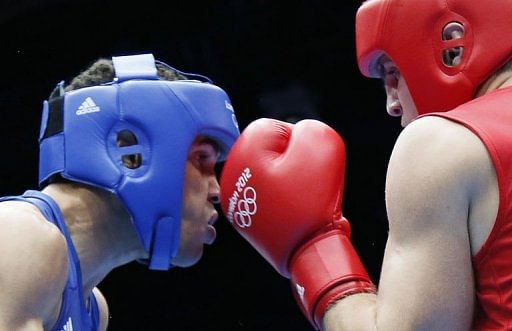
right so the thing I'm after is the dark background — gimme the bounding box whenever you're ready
[0,1,402,330]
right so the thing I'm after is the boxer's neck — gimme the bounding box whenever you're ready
[476,71,512,98]
[42,183,147,295]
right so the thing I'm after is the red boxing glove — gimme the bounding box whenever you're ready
[220,118,376,330]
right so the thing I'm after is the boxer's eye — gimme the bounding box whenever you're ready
[383,68,400,88]
[384,70,400,86]
[377,62,400,88]
[189,141,220,174]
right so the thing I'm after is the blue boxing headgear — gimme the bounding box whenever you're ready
[38,54,240,270]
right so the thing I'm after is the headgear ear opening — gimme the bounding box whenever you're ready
[116,130,142,169]
[442,22,465,67]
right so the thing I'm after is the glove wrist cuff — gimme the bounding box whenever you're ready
[289,229,374,330]
[314,280,376,330]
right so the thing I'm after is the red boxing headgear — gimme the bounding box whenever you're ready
[356,0,512,115]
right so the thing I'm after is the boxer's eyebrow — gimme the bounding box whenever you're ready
[189,137,222,163]
[196,137,220,155]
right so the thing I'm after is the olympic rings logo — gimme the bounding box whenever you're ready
[234,186,257,228]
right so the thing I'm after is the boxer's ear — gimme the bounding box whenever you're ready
[442,22,465,67]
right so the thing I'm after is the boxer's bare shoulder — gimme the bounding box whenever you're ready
[388,115,498,254]
[0,201,68,329]
[389,115,494,199]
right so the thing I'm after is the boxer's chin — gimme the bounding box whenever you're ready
[171,247,204,268]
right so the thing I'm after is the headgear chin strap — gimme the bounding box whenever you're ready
[356,0,512,115]
[38,53,240,270]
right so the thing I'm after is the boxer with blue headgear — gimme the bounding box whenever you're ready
[0,53,239,331]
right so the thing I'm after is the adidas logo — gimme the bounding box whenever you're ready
[76,97,101,115]
[60,317,73,331]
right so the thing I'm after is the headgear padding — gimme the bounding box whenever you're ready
[38,54,240,270]
[356,0,512,114]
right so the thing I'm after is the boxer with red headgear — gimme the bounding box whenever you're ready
[220,0,512,330]
[323,0,512,329]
